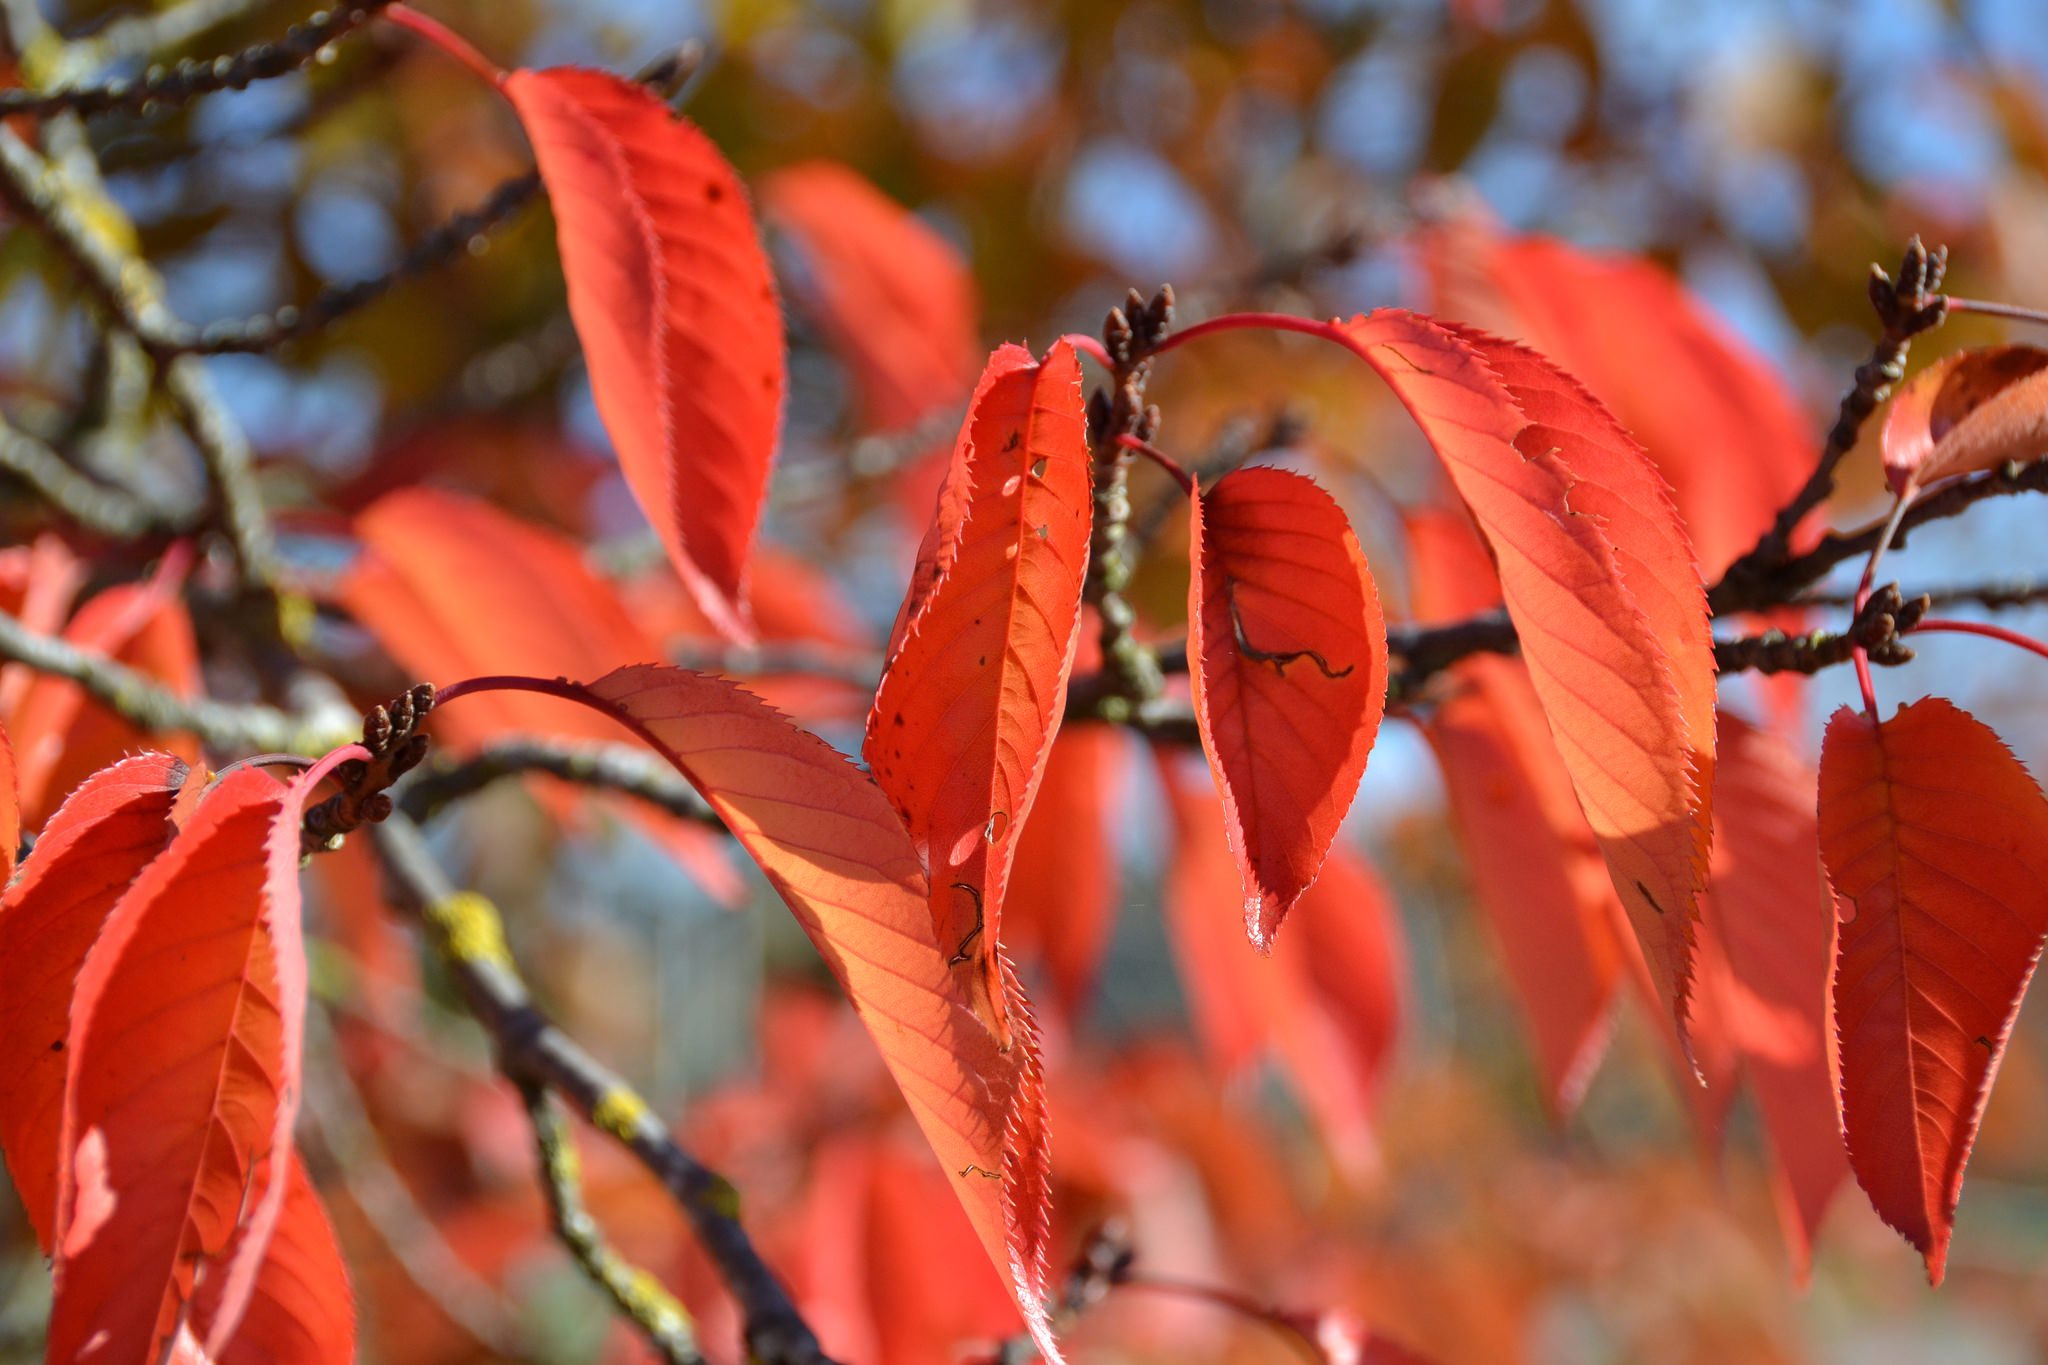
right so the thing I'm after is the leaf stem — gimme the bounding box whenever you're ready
[1057,332,1115,370]
[384,4,506,86]
[1940,296,2048,328]
[1908,617,2048,666]
[1114,433,1194,493]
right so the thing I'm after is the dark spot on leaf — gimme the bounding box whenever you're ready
[1976,1035,1994,1052]
[48,1039,62,1053]
[1637,881,1664,915]
[1004,432,1021,452]
[705,181,725,203]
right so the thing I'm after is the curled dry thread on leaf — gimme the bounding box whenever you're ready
[1818,697,2048,1284]
[1226,581,1356,679]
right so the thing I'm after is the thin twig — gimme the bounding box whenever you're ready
[519,1080,701,1363]
[398,736,720,827]
[0,125,279,585]
[1716,237,1947,599]
[371,814,837,1365]
[0,3,394,119]
[0,604,316,753]
[0,412,178,536]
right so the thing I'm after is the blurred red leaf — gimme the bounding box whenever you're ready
[12,549,200,824]
[195,1156,357,1365]
[341,486,737,901]
[1819,697,2048,1283]
[1004,723,1128,1021]
[865,342,1090,1042]
[1701,711,1846,1279]
[1187,466,1388,948]
[506,66,784,642]
[0,752,184,1251]
[1160,752,1404,1176]
[763,161,980,432]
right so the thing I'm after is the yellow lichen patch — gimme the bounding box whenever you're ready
[428,891,512,969]
[592,1085,650,1141]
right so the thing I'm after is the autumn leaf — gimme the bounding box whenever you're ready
[48,756,353,1360]
[0,532,82,719]
[506,65,784,642]
[1702,711,1846,1279]
[1184,466,1387,949]
[1881,344,2048,493]
[1338,311,1714,1052]
[865,341,1091,1042]
[763,161,981,432]
[439,664,1061,1356]
[1819,698,2048,1283]
[0,752,185,1252]
[1420,217,1816,576]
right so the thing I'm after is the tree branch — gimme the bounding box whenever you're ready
[398,736,719,827]
[0,411,180,537]
[0,3,394,119]
[371,813,838,1365]
[0,604,317,753]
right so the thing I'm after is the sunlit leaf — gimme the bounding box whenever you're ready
[1187,466,1388,948]
[1881,344,2048,493]
[865,342,1090,1040]
[507,66,784,641]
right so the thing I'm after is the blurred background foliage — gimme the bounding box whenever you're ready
[7,0,2048,1362]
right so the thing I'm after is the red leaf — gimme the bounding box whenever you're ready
[1702,712,1846,1280]
[0,532,81,718]
[1338,311,1715,1050]
[199,1155,357,1365]
[762,161,981,432]
[0,752,185,1251]
[1880,345,2048,493]
[865,342,1091,1041]
[1420,220,1815,576]
[505,66,784,642]
[447,664,1061,1356]
[1818,698,2048,1283]
[1002,723,1128,1020]
[1186,466,1388,947]
[48,758,341,1359]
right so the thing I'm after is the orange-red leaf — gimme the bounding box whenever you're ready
[865,342,1090,1040]
[48,760,338,1359]
[1186,466,1388,948]
[1818,698,2048,1283]
[1338,311,1714,1049]
[1703,712,1846,1279]
[1421,220,1814,576]
[506,66,784,642]
[0,752,185,1251]
[1881,344,2048,493]
[762,161,980,432]
[457,664,1060,1356]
